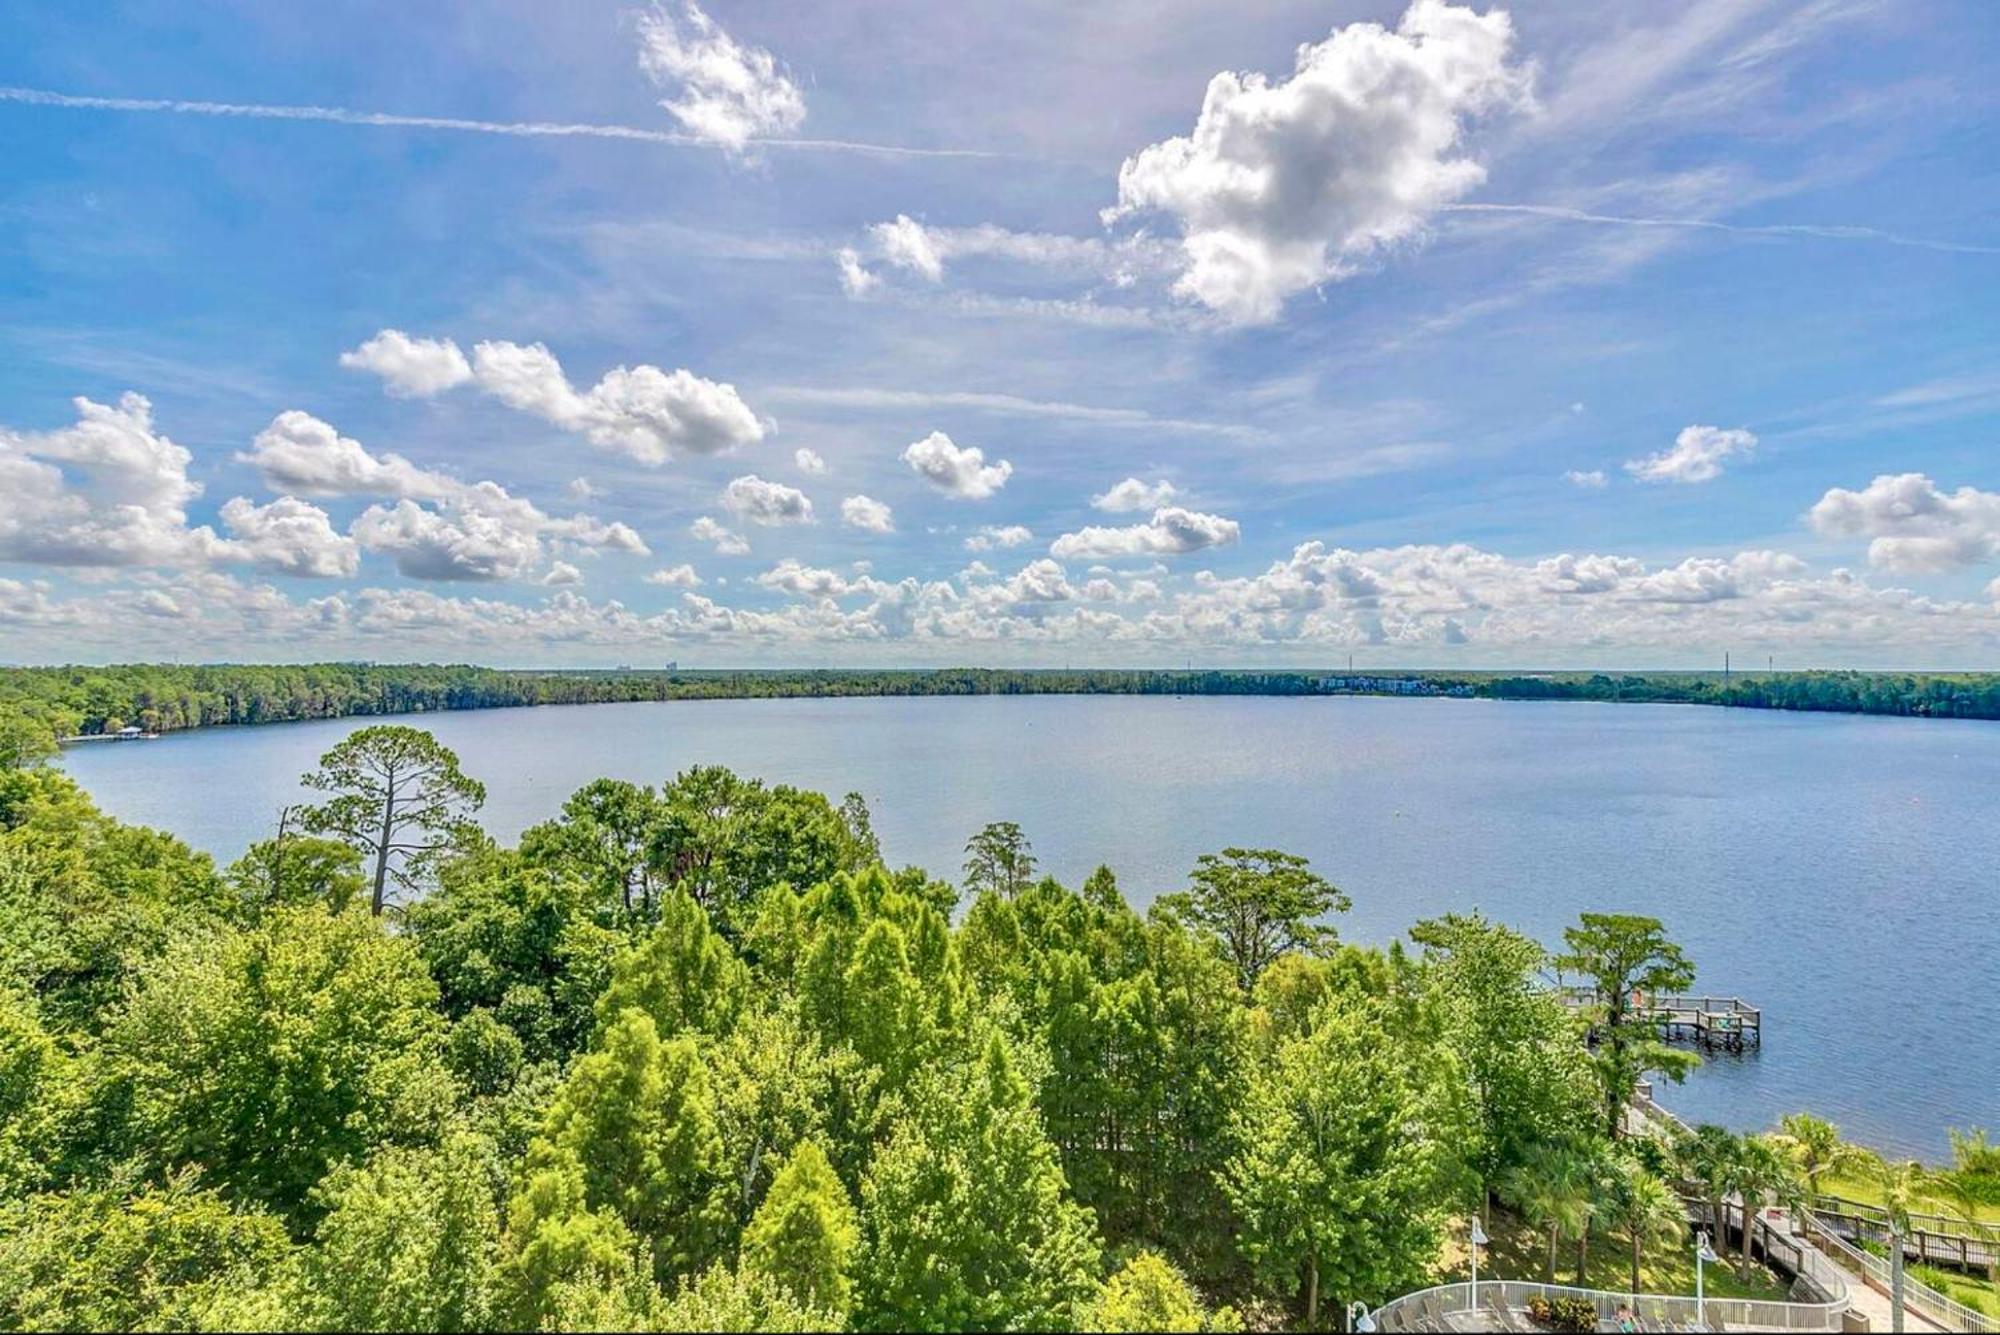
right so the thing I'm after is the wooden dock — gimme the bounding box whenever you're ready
[1559,988,1763,1052]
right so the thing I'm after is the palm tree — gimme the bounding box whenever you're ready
[1864,1154,1931,1335]
[1774,1112,1862,1199]
[1608,1160,1686,1298]
[1675,1124,1742,1251]
[1730,1136,1804,1280]
[1503,1142,1595,1284]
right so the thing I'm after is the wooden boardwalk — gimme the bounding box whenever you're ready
[1559,987,1764,1051]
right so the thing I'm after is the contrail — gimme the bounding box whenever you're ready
[1446,201,2000,256]
[0,85,1017,161]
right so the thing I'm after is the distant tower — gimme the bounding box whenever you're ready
[1725,651,1731,684]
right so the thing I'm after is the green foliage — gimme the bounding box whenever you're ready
[1087,1251,1239,1332]
[742,1140,860,1318]
[857,1031,1102,1331]
[1221,986,1458,1324]
[1159,847,1349,990]
[107,904,455,1228]
[534,1007,732,1283]
[0,712,59,769]
[0,1170,291,1330]
[595,889,748,1039]
[0,989,76,1195]
[1412,912,1598,1200]
[224,825,366,919]
[288,1131,501,1331]
[0,768,231,1030]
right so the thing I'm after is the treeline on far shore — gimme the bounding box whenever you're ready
[0,662,1997,761]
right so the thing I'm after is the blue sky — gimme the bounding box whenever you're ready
[1,0,1996,667]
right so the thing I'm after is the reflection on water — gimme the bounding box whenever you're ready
[61,692,2000,1160]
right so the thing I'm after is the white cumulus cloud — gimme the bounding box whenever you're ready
[795,447,829,475]
[720,474,814,526]
[469,339,765,466]
[1091,477,1180,512]
[0,393,238,568]
[902,431,1012,499]
[871,214,945,281]
[220,496,359,578]
[1809,474,2000,573]
[835,247,879,297]
[690,515,750,555]
[1564,469,1609,489]
[1106,0,1532,324]
[1050,506,1242,559]
[841,494,895,534]
[1625,425,1757,484]
[635,1,806,151]
[964,524,1035,552]
[645,563,703,588]
[338,329,473,397]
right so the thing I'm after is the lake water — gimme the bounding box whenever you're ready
[59,693,2000,1161]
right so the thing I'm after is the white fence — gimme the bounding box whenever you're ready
[1365,1278,1847,1332]
[1803,1211,1998,1334]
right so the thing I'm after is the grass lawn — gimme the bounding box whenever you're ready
[1436,1209,1789,1302]
[1817,1170,2000,1225]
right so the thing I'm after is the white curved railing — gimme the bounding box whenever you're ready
[1363,1277,1848,1332]
[1803,1210,1999,1334]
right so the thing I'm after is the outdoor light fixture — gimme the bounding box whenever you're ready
[1348,1299,1377,1332]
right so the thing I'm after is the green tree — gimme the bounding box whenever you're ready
[963,819,1037,898]
[1222,991,1451,1325]
[290,1131,500,1331]
[1501,1140,1596,1284]
[594,889,748,1039]
[224,811,366,918]
[494,1149,642,1330]
[1161,847,1349,991]
[535,1007,732,1283]
[1774,1111,1860,1198]
[1088,1251,1233,1332]
[1554,912,1697,1137]
[301,725,486,916]
[858,1031,1101,1330]
[1411,912,1598,1216]
[1606,1157,1684,1297]
[108,904,454,1228]
[741,1140,860,1319]
[0,712,59,769]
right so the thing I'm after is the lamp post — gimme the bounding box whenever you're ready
[1347,1299,1376,1332]
[1695,1229,1719,1330]
[1469,1215,1489,1314]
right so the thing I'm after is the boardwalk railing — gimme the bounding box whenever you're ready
[1804,1210,2000,1333]
[1812,1194,2000,1274]
[1364,1278,1847,1332]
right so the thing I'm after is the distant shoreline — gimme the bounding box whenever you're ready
[8,662,2000,746]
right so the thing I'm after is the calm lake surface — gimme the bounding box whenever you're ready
[60,693,2000,1160]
